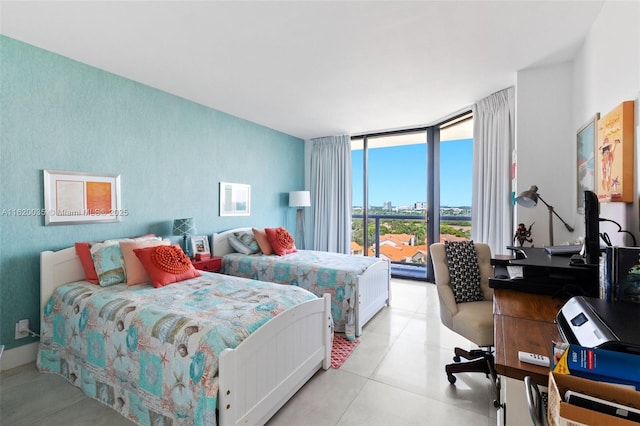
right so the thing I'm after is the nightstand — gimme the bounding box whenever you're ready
[191,256,222,272]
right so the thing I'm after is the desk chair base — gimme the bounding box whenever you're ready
[446,347,496,385]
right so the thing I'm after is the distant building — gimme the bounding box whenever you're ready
[380,233,416,246]
[383,201,392,211]
[351,241,364,256]
[369,233,424,263]
[371,244,428,264]
[414,202,427,210]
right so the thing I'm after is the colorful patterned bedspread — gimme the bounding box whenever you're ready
[37,273,316,426]
[222,250,381,339]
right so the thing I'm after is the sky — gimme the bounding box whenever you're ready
[352,138,473,207]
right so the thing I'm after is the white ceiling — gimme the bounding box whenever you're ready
[1,1,605,140]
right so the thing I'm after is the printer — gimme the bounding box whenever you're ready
[556,296,640,354]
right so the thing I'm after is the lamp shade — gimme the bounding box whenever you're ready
[289,191,311,208]
[515,185,539,208]
[172,218,195,236]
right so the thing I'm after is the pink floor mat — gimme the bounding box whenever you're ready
[331,334,360,369]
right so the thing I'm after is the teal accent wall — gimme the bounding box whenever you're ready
[0,36,304,350]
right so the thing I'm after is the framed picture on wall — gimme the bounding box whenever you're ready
[576,113,599,213]
[596,101,635,203]
[43,169,124,225]
[219,182,251,216]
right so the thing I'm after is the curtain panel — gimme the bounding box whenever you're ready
[471,87,515,254]
[309,135,352,253]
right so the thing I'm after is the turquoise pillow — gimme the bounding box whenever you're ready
[229,231,260,254]
[90,241,126,286]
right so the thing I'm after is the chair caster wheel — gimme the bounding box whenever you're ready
[453,355,461,363]
[447,374,457,384]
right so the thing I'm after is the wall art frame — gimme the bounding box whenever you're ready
[576,113,599,213]
[43,169,123,225]
[219,182,251,216]
[595,101,635,203]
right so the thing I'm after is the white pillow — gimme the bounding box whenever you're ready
[228,232,260,254]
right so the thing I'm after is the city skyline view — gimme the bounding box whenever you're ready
[352,138,473,208]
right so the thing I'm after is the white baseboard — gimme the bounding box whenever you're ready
[0,342,38,371]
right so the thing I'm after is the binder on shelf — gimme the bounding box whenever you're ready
[553,342,640,390]
[612,247,640,304]
[597,246,640,303]
[598,246,614,301]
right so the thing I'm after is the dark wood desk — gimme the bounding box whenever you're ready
[493,288,565,385]
[490,247,598,297]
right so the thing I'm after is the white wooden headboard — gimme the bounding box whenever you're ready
[40,247,85,316]
[212,227,253,256]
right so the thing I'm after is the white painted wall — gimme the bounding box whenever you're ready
[516,0,640,248]
[515,62,576,247]
[572,0,640,247]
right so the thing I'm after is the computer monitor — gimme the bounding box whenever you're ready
[584,190,600,265]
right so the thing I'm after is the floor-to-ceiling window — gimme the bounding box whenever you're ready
[438,114,474,244]
[351,112,473,281]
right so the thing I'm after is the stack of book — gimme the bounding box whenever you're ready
[599,246,640,303]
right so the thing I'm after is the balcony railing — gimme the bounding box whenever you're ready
[352,213,472,281]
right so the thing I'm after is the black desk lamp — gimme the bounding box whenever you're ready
[516,185,574,246]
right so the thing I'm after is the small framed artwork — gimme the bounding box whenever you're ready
[190,235,211,256]
[219,182,251,216]
[43,170,124,225]
[596,101,635,202]
[576,113,599,213]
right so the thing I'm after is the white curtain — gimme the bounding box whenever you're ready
[309,135,352,253]
[471,87,515,254]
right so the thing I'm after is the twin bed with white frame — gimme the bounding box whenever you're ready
[39,245,332,426]
[212,227,391,339]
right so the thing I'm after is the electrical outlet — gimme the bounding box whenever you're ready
[15,319,29,339]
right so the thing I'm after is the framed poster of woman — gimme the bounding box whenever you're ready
[596,101,635,203]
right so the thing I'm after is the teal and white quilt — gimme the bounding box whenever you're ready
[37,273,316,426]
[222,250,380,339]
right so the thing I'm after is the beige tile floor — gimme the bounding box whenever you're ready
[0,279,496,426]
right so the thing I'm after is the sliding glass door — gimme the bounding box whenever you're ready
[352,131,428,278]
[351,112,473,281]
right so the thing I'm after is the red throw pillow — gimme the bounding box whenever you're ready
[75,242,99,284]
[252,228,274,255]
[134,244,200,288]
[265,227,297,256]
